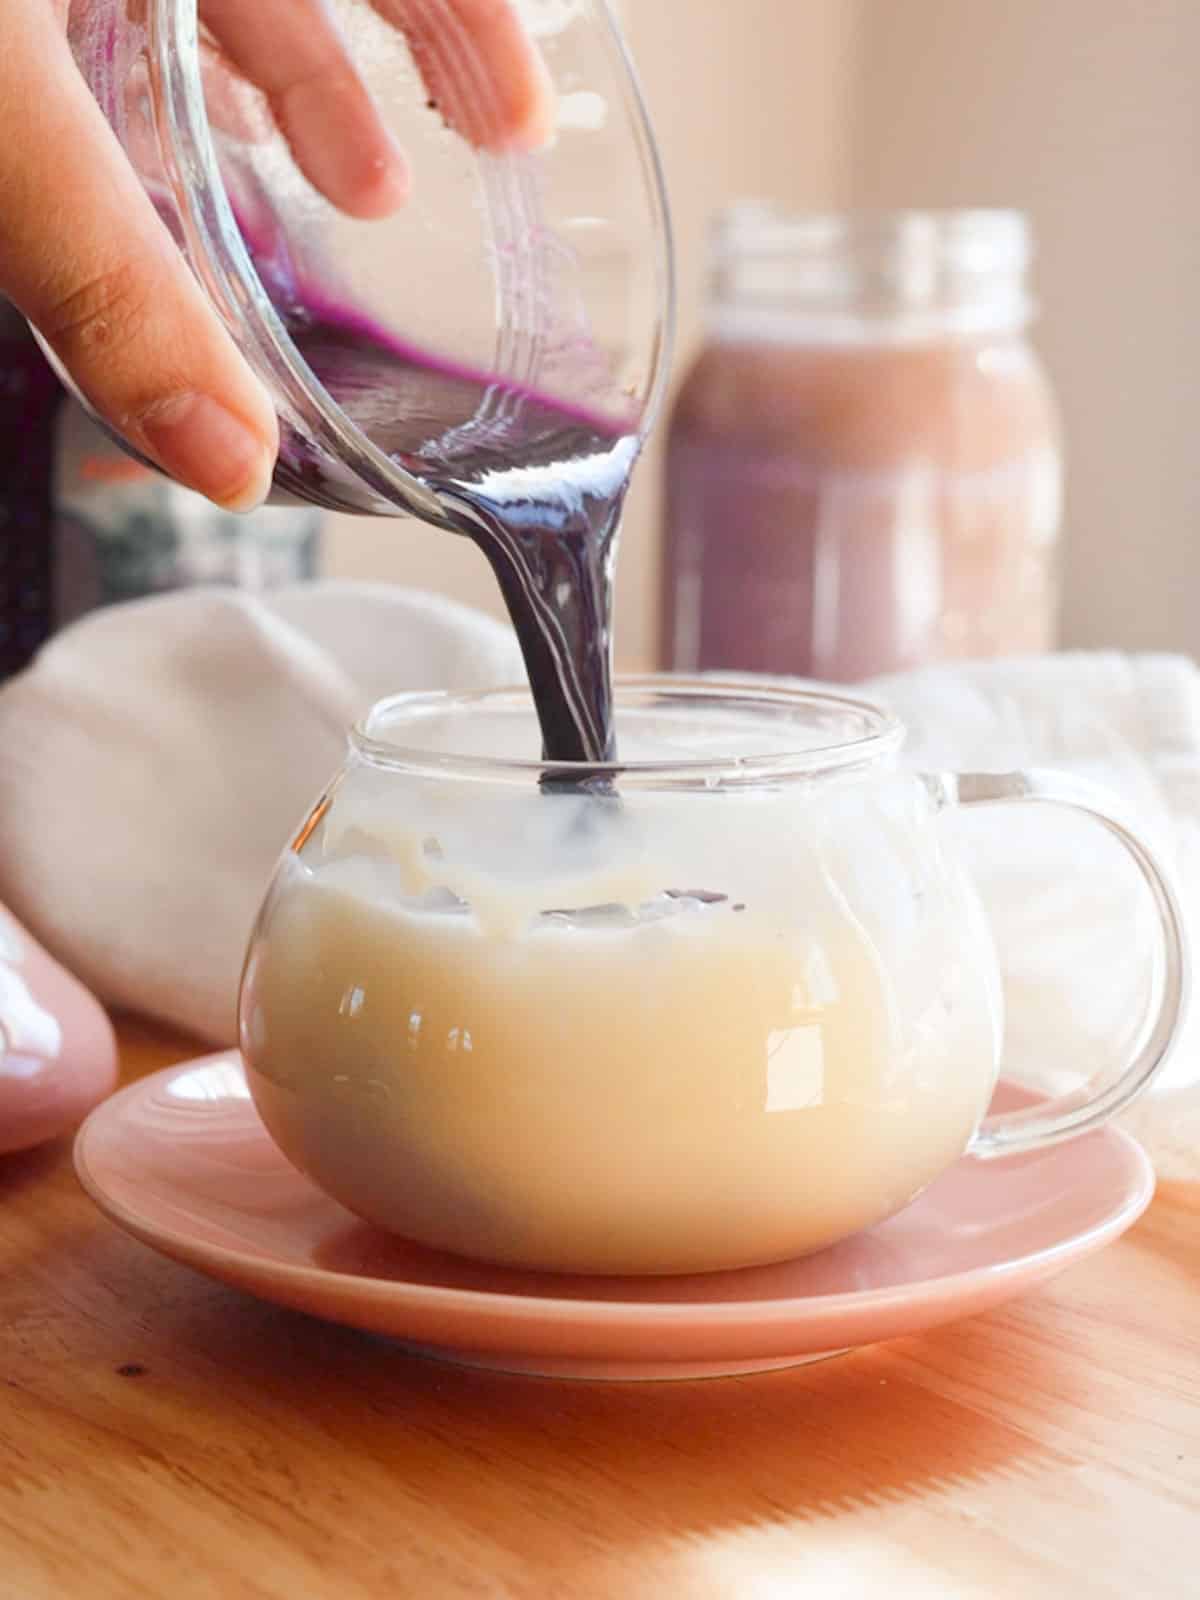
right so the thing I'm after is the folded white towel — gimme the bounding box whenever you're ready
[0,582,523,1045]
[0,588,1193,1177]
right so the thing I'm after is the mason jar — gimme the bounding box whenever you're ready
[662,207,1063,681]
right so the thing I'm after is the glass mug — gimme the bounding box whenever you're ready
[238,679,1186,1276]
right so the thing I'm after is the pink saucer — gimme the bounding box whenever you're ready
[75,1054,1154,1380]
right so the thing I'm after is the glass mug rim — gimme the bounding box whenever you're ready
[350,675,907,784]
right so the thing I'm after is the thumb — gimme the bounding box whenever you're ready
[0,3,278,511]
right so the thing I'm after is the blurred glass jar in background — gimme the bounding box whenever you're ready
[661,207,1063,681]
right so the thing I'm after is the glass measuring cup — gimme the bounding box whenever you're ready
[58,0,674,524]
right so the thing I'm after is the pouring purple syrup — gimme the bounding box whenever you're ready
[248,223,638,766]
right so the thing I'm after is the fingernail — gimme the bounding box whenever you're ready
[140,394,275,511]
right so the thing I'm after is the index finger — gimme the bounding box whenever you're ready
[201,0,410,219]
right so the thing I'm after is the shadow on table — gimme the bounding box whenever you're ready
[0,1137,67,1198]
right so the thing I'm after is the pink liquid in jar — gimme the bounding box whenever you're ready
[661,208,1063,682]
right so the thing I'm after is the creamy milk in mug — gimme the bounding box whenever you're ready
[239,680,1185,1275]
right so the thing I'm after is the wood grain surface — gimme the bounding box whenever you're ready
[2,1015,1197,1599]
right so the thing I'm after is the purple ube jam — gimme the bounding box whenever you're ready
[248,226,638,766]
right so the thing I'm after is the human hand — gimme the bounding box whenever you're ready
[0,0,553,510]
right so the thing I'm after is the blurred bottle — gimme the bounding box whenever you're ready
[53,403,322,629]
[661,207,1063,681]
[0,300,64,677]
[0,300,322,679]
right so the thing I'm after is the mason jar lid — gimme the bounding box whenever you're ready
[707,204,1035,343]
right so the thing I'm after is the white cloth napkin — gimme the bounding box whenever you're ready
[0,586,1194,1178]
[0,582,523,1047]
[871,654,1200,1182]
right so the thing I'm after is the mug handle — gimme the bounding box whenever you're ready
[925,768,1190,1159]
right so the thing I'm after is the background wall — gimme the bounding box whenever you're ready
[849,0,1200,657]
[325,0,1200,666]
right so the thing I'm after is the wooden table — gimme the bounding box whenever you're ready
[2,1016,1198,1598]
